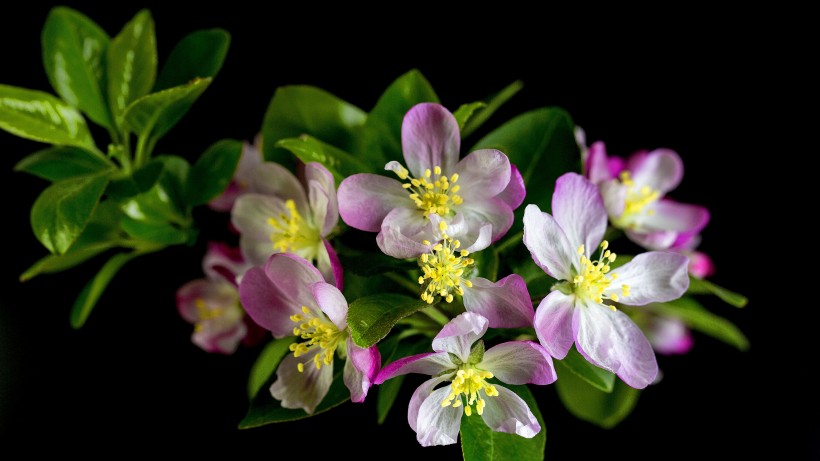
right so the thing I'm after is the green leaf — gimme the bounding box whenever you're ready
[347,294,430,348]
[261,85,366,169]
[123,77,212,148]
[461,80,524,138]
[554,346,615,393]
[31,173,110,254]
[376,337,431,424]
[70,251,138,328]
[276,135,374,184]
[185,138,242,206]
[239,366,349,428]
[473,107,579,234]
[0,84,95,149]
[338,251,418,277]
[107,9,157,124]
[453,102,487,132]
[247,337,295,399]
[650,297,749,351]
[360,69,439,165]
[14,146,114,181]
[42,7,112,128]
[21,242,113,281]
[105,160,164,200]
[472,248,499,282]
[688,276,748,308]
[554,371,641,429]
[460,384,546,461]
[154,29,230,91]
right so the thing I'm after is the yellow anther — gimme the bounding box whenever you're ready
[441,367,496,416]
[439,221,448,231]
[577,244,585,255]
[613,171,662,229]
[573,241,628,307]
[288,305,344,373]
[417,237,474,304]
[391,164,463,219]
[602,240,609,250]
[434,166,442,175]
[267,199,320,255]
[425,169,432,178]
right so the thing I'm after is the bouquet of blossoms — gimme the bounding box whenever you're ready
[2,7,749,458]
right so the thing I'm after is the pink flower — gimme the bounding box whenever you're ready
[208,135,263,212]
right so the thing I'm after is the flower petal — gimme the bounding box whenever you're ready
[625,230,678,251]
[608,252,690,305]
[480,385,540,438]
[270,349,333,414]
[522,204,575,280]
[461,274,534,328]
[599,179,627,219]
[305,164,338,237]
[374,352,453,384]
[585,141,613,184]
[176,279,236,323]
[337,173,409,232]
[458,197,514,244]
[310,282,348,331]
[376,207,434,258]
[552,173,607,254]
[315,239,344,290]
[208,139,263,211]
[344,337,381,403]
[687,250,715,279]
[432,312,488,361]
[416,386,462,446]
[482,341,556,385]
[408,376,448,432]
[533,291,577,360]
[435,213,492,253]
[497,163,526,210]
[202,242,247,285]
[452,149,511,199]
[232,193,286,267]
[573,301,658,389]
[249,161,308,212]
[640,199,710,238]
[647,315,694,355]
[629,148,683,194]
[402,103,460,177]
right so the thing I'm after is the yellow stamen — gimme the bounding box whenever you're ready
[612,171,662,229]
[288,305,345,373]
[267,199,321,256]
[417,236,475,304]
[572,241,629,307]
[441,368,497,416]
[389,164,463,219]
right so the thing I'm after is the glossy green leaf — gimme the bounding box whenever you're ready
[119,217,191,245]
[155,29,230,91]
[247,337,295,399]
[360,69,439,165]
[276,135,374,184]
[0,84,95,149]
[460,384,546,461]
[21,242,113,281]
[107,9,157,124]
[651,297,749,351]
[555,370,641,429]
[31,173,110,254]
[687,276,748,308]
[105,161,164,200]
[347,294,429,348]
[472,248,499,282]
[14,146,114,181]
[338,251,417,277]
[261,85,366,169]
[185,138,242,206]
[461,80,524,138]
[70,251,138,328]
[376,336,431,424]
[473,107,579,234]
[123,77,212,148]
[555,346,615,393]
[42,7,112,128]
[240,366,349,428]
[453,102,487,132]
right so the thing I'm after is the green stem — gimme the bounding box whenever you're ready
[385,272,420,295]
[420,306,450,326]
[495,230,523,254]
[133,133,150,168]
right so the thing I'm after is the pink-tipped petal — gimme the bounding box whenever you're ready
[344,337,381,403]
[432,312,489,361]
[317,239,344,290]
[642,200,710,235]
[374,352,453,384]
[452,149,511,199]
[629,148,684,195]
[304,162,338,236]
[202,242,247,285]
[408,376,449,432]
[238,266,299,338]
[608,252,690,306]
[497,163,526,210]
[574,302,658,389]
[552,173,607,255]
[416,386,463,447]
[688,251,715,279]
[232,193,292,266]
[522,204,575,280]
[270,349,333,414]
[461,275,534,328]
[600,179,627,219]
[533,291,577,360]
[338,174,409,232]
[402,103,460,178]
[626,230,678,251]
[586,141,613,184]
[481,341,556,385]
[458,197,514,245]
[480,386,541,438]
[376,207,434,258]
[310,282,348,331]
[647,316,694,355]
[249,161,309,212]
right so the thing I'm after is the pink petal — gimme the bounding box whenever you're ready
[231,193,287,267]
[344,337,381,403]
[458,197,514,245]
[585,141,613,184]
[481,341,556,385]
[522,204,575,280]
[305,162,338,236]
[625,230,678,251]
[376,207,434,258]
[552,173,607,256]
[338,173,409,232]
[600,179,627,219]
[497,163,526,210]
[608,252,690,306]
[480,385,541,438]
[408,376,449,433]
[533,291,577,360]
[202,242,247,285]
[374,352,453,384]
[402,103,460,178]
[248,161,309,213]
[647,315,694,355]
[416,386,462,446]
[452,149,511,199]
[461,274,534,328]
[432,312,488,361]
[687,251,715,279]
[316,239,344,290]
[629,148,683,195]
[310,281,348,331]
[270,349,334,414]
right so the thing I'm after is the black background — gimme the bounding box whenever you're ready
[0,3,800,458]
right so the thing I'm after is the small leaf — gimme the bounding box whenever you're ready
[123,77,212,145]
[31,173,110,254]
[185,139,242,206]
[376,337,430,424]
[461,80,524,138]
[453,102,487,132]
[472,248,499,282]
[107,9,157,124]
[650,297,749,351]
[347,294,430,348]
[247,337,295,399]
[338,251,418,277]
[554,346,615,393]
[688,276,748,308]
[554,371,641,429]
[70,251,138,328]
[155,29,230,91]
[261,85,366,169]
[42,7,112,128]
[0,84,95,149]
[276,135,374,183]
[14,146,114,181]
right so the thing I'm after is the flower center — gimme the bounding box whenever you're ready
[288,306,345,373]
[441,367,498,416]
[391,164,463,219]
[418,224,474,304]
[613,171,660,228]
[193,298,241,333]
[573,240,630,308]
[267,199,320,254]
